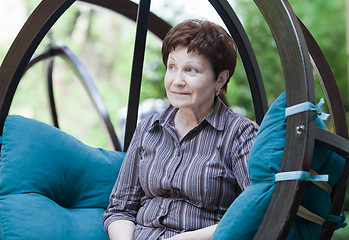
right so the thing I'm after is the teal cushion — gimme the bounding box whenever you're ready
[0,115,125,240]
[211,92,345,240]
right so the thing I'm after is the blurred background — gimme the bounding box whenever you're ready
[0,0,348,238]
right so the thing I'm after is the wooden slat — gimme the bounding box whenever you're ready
[24,42,123,151]
[0,0,171,150]
[315,128,349,157]
[0,0,76,133]
[123,0,151,151]
[209,0,268,124]
[299,18,349,239]
[299,19,348,138]
[80,0,171,40]
[46,59,60,128]
[315,127,348,240]
[252,0,315,239]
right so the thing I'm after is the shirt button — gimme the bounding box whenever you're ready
[177,151,181,156]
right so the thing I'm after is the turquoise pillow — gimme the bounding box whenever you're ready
[0,115,125,240]
[212,92,345,240]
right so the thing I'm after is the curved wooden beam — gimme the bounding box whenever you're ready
[123,0,151,150]
[298,18,349,239]
[0,0,346,238]
[46,58,60,128]
[27,41,122,151]
[0,0,171,139]
[209,0,268,124]
[81,0,171,40]
[0,0,267,150]
[252,0,315,239]
[0,0,76,133]
[298,19,348,138]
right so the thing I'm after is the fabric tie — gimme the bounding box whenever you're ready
[326,212,347,230]
[285,98,330,121]
[275,171,328,182]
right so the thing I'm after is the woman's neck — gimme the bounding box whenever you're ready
[174,103,213,141]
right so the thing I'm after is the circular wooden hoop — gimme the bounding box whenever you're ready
[0,0,348,239]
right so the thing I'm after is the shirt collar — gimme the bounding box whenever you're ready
[151,97,228,131]
[204,97,227,131]
[152,105,177,128]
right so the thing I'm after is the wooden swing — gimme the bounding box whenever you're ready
[0,0,348,239]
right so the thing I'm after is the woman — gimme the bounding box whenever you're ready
[102,19,259,240]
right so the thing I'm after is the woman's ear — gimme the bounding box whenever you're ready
[216,70,229,89]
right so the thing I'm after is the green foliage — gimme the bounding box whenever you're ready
[291,0,348,109]
[226,1,285,119]
[141,38,167,101]
[232,0,348,117]
[2,1,138,149]
[1,0,348,148]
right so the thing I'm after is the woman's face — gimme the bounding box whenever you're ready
[164,46,221,115]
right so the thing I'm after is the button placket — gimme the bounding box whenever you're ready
[169,144,184,190]
[166,144,181,182]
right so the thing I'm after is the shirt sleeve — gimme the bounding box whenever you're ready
[230,119,259,191]
[102,123,145,232]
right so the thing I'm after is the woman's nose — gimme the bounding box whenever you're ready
[173,71,186,86]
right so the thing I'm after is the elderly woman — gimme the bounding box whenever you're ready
[102,19,259,240]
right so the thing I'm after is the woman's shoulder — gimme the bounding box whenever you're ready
[223,107,259,135]
[209,98,259,136]
[136,104,175,130]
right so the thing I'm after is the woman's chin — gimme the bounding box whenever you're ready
[170,101,191,109]
[168,97,191,108]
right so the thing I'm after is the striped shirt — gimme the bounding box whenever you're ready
[102,97,259,239]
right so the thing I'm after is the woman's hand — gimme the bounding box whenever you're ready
[164,231,194,240]
[107,220,135,240]
[164,224,217,240]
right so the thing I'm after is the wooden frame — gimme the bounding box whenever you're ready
[26,40,123,151]
[0,0,348,239]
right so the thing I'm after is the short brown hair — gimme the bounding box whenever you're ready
[162,19,238,92]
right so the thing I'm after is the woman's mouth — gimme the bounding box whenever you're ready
[172,91,190,95]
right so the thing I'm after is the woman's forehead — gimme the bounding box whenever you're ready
[169,46,207,62]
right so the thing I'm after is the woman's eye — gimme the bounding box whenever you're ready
[186,68,197,73]
[168,64,175,70]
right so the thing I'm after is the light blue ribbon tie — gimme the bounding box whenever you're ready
[316,98,330,121]
[285,98,330,121]
[275,171,329,182]
[326,212,347,230]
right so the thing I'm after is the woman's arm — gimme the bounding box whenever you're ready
[107,220,135,240]
[102,122,145,233]
[231,120,259,191]
[164,224,217,240]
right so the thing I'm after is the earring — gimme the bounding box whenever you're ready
[215,89,221,96]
